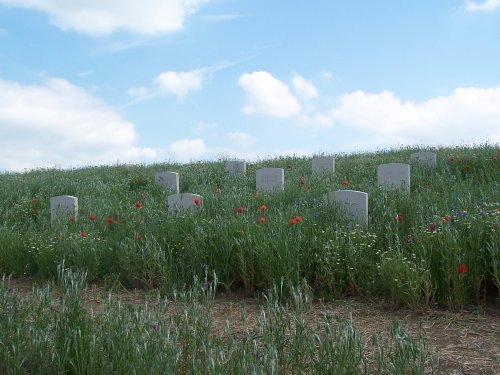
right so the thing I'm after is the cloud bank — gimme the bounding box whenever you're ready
[465,0,500,12]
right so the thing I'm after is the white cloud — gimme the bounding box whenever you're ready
[0,77,158,172]
[225,132,255,148]
[193,121,217,133]
[465,0,500,12]
[155,69,203,99]
[320,71,333,80]
[0,0,208,35]
[292,75,319,101]
[238,71,301,118]
[169,138,206,162]
[330,87,500,146]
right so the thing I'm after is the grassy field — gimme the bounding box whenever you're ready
[0,145,498,373]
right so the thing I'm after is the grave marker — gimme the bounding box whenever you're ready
[256,168,284,193]
[50,195,78,223]
[167,193,203,214]
[377,163,410,192]
[226,160,246,176]
[312,156,335,174]
[324,190,368,227]
[155,172,179,194]
[410,152,437,169]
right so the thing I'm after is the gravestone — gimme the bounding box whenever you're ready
[167,193,203,214]
[50,195,78,223]
[226,160,246,176]
[155,172,179,194]
[377,163,410,192]
[256,168,284,193]
[410,152,437,169]
[312,156,335,174]
[324,190,368,227]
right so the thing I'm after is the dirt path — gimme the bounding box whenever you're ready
[5,278,500,375]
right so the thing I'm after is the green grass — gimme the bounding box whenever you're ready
[0,145,499,309]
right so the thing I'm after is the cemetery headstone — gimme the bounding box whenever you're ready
[50,195,78,223]
[324,190,368,227]
[410,152,437,169]
[312,156,335,174]
[155,172,179,194]
[256,168,284,193]
[167,193,203,214]
[226,160,246,176]
[377,163,410,192]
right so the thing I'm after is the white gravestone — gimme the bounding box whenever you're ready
[377,163,410,192]
[410,152,436,169]
[167,193,203,214]
[256,168,284,193]
[50,195,78,223]
[324,190,368,227]
[312,156,335,174]
[155,172,179,194]
[226,160,246,176]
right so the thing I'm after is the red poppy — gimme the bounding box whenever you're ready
[258,216,266,224]
[341,180,349,187]
[80,231,87,238]
[428,223,437,233]
[443,216,451,223]
[294,216,302,223]
[236,207,244,214]
[299,179,305,185]
[69,216,76,222]
[396,214,404,222]
[31,209,38,216]
[259,204,267,212]
[135,234,143,241]
[31,197,39,203]
[493,156,498,161]
[194,198,200,206]
[140,193,145,197]
[289,218,297,225]
[449,157,456,161]
[135,202,142,208]
[89,215,96,221]
[423,184,430,190]
[458,264,467,274]
[107,217,114,224]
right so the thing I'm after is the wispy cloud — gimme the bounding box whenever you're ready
[465,0,500,12]
[201,14,244,22]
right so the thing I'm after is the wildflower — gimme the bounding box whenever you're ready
[31,197,39,203]
[303,188,310,192]
[151,324,158,332]
[492,156,498,161]
[135,202,142,208]
[313,212,319,220]
[428,223,437,233]
[341,180,349,187]
[135,234,143,240]
[259,204,267,212]
[258,216,266,224]
[31,209,38,216]
[289,218,297,225]
[423,184,430,190]
[450,157,456,161]
[236,207,244,214]
[107,217,114,224]
[213,188,221,193]
[443,216,451,223]
[89,215,97,221]
[287,164,292,169]
[202,263,209,271]
[140,193,145,197]
[294,216,302,223]
[69,216,76,222]
[396,214,404,222]
[406,238,414,245]
[299,179,305,185]
[80,231,87,238]
[458,264,467,274]
[194,197,200,206]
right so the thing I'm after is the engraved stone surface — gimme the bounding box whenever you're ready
[324,190,368,227]
[155,172,179,194]
[256,168,284,193]
[167,193,203,214]
[377,163,410,192]
[50,195,78,223]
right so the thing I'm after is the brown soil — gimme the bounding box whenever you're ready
[4,278,500,375]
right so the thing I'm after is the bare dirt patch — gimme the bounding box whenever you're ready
[5,277,500,375]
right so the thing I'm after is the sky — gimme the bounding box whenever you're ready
[0,0,499,172]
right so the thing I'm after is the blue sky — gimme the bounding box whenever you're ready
[0,0,499,171]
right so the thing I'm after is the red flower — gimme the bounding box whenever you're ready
[428,223,437,233]
[135,202,142,208]
[80,231,87,238]
[449,157,456,161]
[258,216,266,224]
[294,216,302,223]
[287,164,292,169]
[135,233,143,241]
[31,197,39,203]
[303,188,310,193]
[69,216,76,222]
[89,215,96,221]
[140,193,145,197]
[396,214,404,222]
[289,218,297,225]
[423,184,430,190]
[259,204,267,212]
[194,197,200,206]
[492,156,498,161]
[443,216,451,223]
[458,264,467,274]
[107,217,114,224]
[341,180,349,187]
[299,179,305,185]
[31,209,38,216]
[236,207,244,214]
